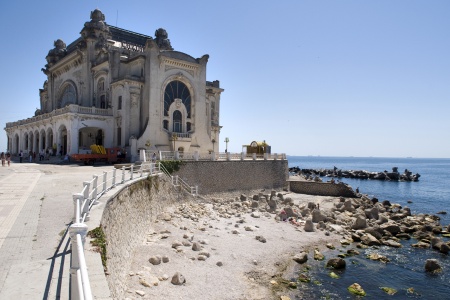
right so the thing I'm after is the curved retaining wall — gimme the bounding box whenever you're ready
[289,180,357,197]
[173,160,289,194]
[101,175,179,299]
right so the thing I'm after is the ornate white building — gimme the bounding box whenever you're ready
[4,9,223,161]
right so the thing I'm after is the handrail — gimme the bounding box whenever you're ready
[69,162,161,300]
[158,151,286,161]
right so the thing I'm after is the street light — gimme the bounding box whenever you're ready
[224,137,229,153]
[172,133,178,151]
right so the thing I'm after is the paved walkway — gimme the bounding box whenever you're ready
[0,158,113,299]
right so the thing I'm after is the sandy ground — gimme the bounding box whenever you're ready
[122,191,344,300]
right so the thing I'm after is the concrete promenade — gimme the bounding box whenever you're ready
[0,157,112,299]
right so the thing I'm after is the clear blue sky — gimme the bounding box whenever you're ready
[1,1,449,158]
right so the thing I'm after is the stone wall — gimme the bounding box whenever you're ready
[173,160,289,194]
[289,180,357,198]
[101,175,180,299]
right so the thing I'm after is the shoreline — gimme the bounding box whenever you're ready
[121,190,344,299]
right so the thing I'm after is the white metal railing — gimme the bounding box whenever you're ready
[157,160,198,196]
[157,151,286,161]
[69,162,160,300]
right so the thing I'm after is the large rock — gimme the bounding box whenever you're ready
[293,252,308,264]
[360,233,381,246]
[326,258,346,269]
[352,215,367,230]
[312,209,327,223]
[424,259,442,273]
[304,219,315,232]
[381,224,401,235]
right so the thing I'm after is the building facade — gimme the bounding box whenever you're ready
[4,9,223,161]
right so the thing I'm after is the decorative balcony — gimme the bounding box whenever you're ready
[5,104,113,128]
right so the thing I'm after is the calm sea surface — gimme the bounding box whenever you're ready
[286,156,450,299]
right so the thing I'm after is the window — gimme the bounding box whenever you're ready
[100,95,106,109]
[118,96,122,110]
[173,110,182,132]
[59,84,76,107]
[164,81,191,117]
[187,122,191,132]
[163,120,168,130]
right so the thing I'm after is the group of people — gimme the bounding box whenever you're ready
[0,152,11,166]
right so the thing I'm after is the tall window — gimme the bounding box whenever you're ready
[100,95,106,108]
[59,83,76,108]
[164,81,191,117]
[173,110,182,132]
[118,96,122,110]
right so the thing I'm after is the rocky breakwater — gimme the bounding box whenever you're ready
[290,166,421,181]
[289,193,449,297]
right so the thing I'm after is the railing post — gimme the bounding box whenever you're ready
[121,166,125,183]
[241,152,245,161]
[226,152,231,161]
[112,168,116,187]
[92,175,98,202]
[274,153,278,160]
[69,222,89,300]
[194,151,199,161]
[140,163,143,177]
[264,153,268,160]
[175,151,180,160]
[83,181,90,200]
[102,171,107,193]
[252,153,256,160]
[130,165,134,180]
[211,152,216,161]
[72,193,83,223]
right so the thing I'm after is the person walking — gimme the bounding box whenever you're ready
[6,152,11,166]
[1,152,5,166]
[19,151,23,163]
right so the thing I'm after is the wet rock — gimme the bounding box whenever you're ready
[360,233,381,246]
[367,253,390,263]
[326,258,346,269]
[424,259,442,273]
[314,249,325,261]
[348,283,366,296]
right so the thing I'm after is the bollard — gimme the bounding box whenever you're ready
[130,165,134,180]
[121,166,125,184]
[92,176,98,202]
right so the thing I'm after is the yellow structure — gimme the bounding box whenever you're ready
[243,140,271,155]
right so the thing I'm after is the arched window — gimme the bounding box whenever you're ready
[59,83,76,107]
[173,110,182,132]
[164,81,191,117]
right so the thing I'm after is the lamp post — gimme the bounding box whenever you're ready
[172,133,178,151]
[224,137,229,153]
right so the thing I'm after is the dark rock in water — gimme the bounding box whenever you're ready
[326,258,346,269]
[437,211,447,215]
[382,200,392,207]
[424,259,442,273]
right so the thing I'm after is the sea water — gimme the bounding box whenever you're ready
[287,156,450,299]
